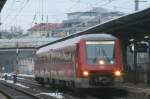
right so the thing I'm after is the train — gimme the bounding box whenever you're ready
[34,33,123,88]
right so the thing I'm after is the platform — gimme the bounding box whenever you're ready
[118,83,150,99]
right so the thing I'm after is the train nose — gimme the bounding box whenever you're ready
[90,75,114,86]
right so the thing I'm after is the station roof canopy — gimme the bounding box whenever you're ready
[0,0,7,12]
[77,8,150,42]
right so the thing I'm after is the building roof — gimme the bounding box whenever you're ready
[74,8,150,42]
[66,7,108,16]
[89,7,109,13]
[67,11,97,15]
[28,23,63,31]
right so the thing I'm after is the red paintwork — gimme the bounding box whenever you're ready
[77,39,123,77]
[35,35,123,83]
[115,39,123,70]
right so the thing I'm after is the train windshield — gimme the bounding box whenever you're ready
[86,41,115,65]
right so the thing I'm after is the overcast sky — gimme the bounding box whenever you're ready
[1,0,150,31]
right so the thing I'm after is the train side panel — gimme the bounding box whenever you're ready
[35,44,79,85]
[50,45,77,81]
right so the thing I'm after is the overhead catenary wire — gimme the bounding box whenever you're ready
[30,0,39,26]
[72,0,117,11]
[1,0,16,22]
[96,0,117,7]
[29,0,120,27]
[30,0,48,27]
[63,0,123,34]
[4,0,30,30]
[31,14,37,24]
[4,0,27,25]
[1,0,137,31]
[81,0,111,8]
[65,0,81,13]
[38,0,41,23]
[41,0,44,22]
[112,5,133,11]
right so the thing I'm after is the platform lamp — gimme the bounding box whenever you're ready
[129,38,138,84]
[14,41,19,83]
[16,41,19,75]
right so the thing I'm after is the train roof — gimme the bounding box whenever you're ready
[37,33,116,49]
[36,34,116,54]
[80,34,116,40]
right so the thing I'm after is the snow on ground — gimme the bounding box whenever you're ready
[0,79,29,89]
[18,74,34,78]
[6,80,13,83]
[7,80,29,88]
[15,83,29,88]
[0,78,64,99]
[39,92,64,99]
[0,78,4,80]
[17,77,25,80]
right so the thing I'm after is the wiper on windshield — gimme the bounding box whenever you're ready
[93,46,110,64]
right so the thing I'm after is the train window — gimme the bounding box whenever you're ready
[86,41,115,65]
[76,44,79,58]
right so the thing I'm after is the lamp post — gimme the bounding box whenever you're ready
[149,35,150,75]
[14,41,19,83]
[16,41,19,75]
[133,41,138,84]
[148,35,150,85]
[129,38,138,84]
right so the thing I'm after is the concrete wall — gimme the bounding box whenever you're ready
[0,49,35,73]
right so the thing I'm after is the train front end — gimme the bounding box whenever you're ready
[76,37,123,88]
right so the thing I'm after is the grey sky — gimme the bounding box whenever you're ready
[1,0,150,31]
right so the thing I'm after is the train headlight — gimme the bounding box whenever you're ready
[99,60,105,65]
[82,70,89,77]
[114,70,122,77]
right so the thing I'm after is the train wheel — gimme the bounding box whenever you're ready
[40,78,45,86]
[46,78,50,84]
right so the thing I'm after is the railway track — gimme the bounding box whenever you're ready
[0,79,82,99]
[17,78,99,99]
[0,81,40,99]
[114,97,127,99]
[17,77,128,99]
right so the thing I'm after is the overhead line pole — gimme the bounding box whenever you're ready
[135,0,139,11]
[135,0,147,11]
[148,35,150,85]
[133,40,138,84]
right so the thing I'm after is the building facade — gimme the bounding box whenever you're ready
[27,23,63,38]
[55,7,124,37]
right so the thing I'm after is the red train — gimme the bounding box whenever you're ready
[34,34,123,88]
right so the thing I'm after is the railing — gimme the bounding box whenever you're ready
[124,63,149,84]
